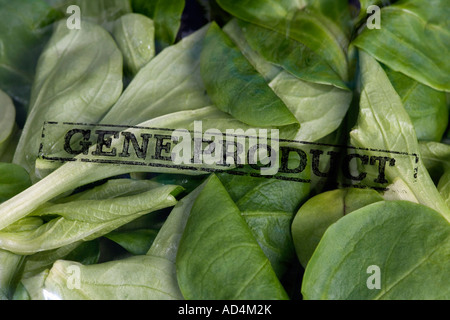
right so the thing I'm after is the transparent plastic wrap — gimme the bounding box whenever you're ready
[0,0,449,302]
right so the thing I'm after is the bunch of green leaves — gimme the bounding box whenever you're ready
[0,0,448,301]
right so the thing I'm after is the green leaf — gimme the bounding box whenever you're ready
[302,200,450,300]
[148,183,205,262]
[216,0,289,27]
[131,0,185,51]
[350,51,450,220]
[221,19,352,142]
[218,170,310,278]
[105,229,158,255]
[21,240,100,279]
[0,129,20,164]
[418,141,450,208]
[200,22,298,128]
[1,217,43,233]
[273,11,350,81]
[0,0,58,108]
[20,183,204,300]
[55,179,165,203]
[0,90,17,160]
[269,71,352,142]
[354,0,384,24]
[176,174,289,299]
[442,115,450,145]
[222,19,352,142]
[150,174,206,196]
[154,106,298,140]
[216,0,350,82]
[12,283,30,300]
[57,240,100,265]
[45,0,132,32]
[0,163,31,203]
[60,180,164,255]
[353,0,450,92]
[0,182,182,255]
[22,256,183,300]
[113,13,155,76]
[100,25,211,126]
[384,66,448,142]
[419,141,450,183]
[223,19,281,82]
[1,91,298,232]
[291,188,383,267]
[13,20,123,182]
[0,105,269,232]
[236,20,348,89]
[306,0,353,38]
[0,249,25,300]
[437,170,450,209]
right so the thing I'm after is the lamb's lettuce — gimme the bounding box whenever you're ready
[269,71,352,142]
[307,0,353,39]
[45,0,132,32]
[0,250,25,300]
[216,0,350,83]
[1,0,449,301]
[217,169,310,278]
[236,20,348,89]
[291,188,383,267]
[438,171,450,209]
[419,142,450,208]
[13,20,124,182]
[0,160,31,300]
[21,240,100,280]
[384,66,448,142]
[200,22,298,128]
[21,256,182,300]
[302,201,450,300]
[0,90,18,161]
[0,163,31,203]
[0,105,274,231]
[419,142,450,184]
[353,0,384,26]
[105,229,158,256]
[0,180,182,255]
[0,0,58,109]
[131,0,185,51]
[350,51,450,220]
[176,174,289,299]
[223,19,281,82]
[113,13,156,76]
[221,19,352,142]
[19,182,205,300]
